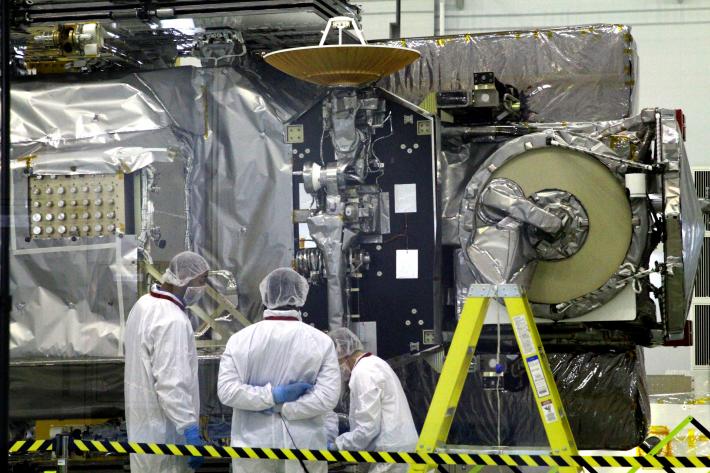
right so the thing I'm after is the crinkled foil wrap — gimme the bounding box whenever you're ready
[377,24,636,122]
[9,74,185,359]
[658,109,705,338]
[11,79,184,174]
[392,347,650,450]
[456,129,646,319]
[10,65,315,359]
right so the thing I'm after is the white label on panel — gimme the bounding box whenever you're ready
[394,183,417,213]
[396,249,419,279]
[526,355,550,398]
[298,183,316,248]
[540,400,558,423]
[512,315,536,356]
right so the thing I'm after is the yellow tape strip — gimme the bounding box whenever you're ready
[339,450,357,463]
[185,445,201,457]
[111,441,127,454]
[223,446,238,458]
[603,455,621,467]
[167,444,183,456]
[204,445,221,458]
[480,454,497,466]
[561,454,578,467]
[359,451,376,463]
[437,453,456,465]
[398,452,418,465]
[149,443,164,455]
[33,440,49,452]
[284,448,300,461]
[262,448,279,460]
[521,454,538,467]
[129,442,145,455]
[321,449,338,462]
[418,452,437,466]
[74,440,88,452]
[301,448,318,462]
[92,440,109,453]
[9,441,24,453]
[688,456,706,468]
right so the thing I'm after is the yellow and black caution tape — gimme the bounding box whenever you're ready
[9,439,710,469]
[9,440,53,454]
[72,440,710,469]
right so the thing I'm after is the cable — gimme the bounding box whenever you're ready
[319,126,327,166]
[279,414,311,473]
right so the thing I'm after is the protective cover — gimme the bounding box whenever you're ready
[9,358,227,423]
[9,64,311,358]
[392,347,650,450]
[377,24,636,122]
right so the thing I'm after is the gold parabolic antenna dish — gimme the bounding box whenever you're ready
[263,45,421,87]
[490,147,633,304]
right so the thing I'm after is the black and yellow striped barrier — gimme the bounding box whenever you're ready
[9,438,710,469]
[9,440,53,454]
[62,439,710,469]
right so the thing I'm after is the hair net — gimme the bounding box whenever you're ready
[329,327,364,360]
[259,267,309,309]
[162,251,210,287]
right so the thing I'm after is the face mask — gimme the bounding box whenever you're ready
[183,285,206,306]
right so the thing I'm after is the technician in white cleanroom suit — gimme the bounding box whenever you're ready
[329,327,419,473]
[124,251,210,473]
[218,267,341,473]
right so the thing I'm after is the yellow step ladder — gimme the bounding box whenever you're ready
[410,284,578,473]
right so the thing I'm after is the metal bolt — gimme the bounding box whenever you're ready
[411,308,418,315]
[376,271,383,277]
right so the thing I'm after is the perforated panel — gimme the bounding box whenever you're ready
[28,174,127,239]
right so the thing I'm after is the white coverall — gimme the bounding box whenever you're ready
[218,309,341,473]
[335,354,419,473]
[124,285,200,473]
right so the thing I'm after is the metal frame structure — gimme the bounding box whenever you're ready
[411,284,577,473]
[12,0,361,51]
[1,0,13,462]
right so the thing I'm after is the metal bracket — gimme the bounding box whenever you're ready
[467,284,524,298]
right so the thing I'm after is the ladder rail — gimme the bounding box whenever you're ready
[410,285,578,473]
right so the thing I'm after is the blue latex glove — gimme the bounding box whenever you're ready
[183,424,205,471]
[272,382,314,404]
[327,441,336,450]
